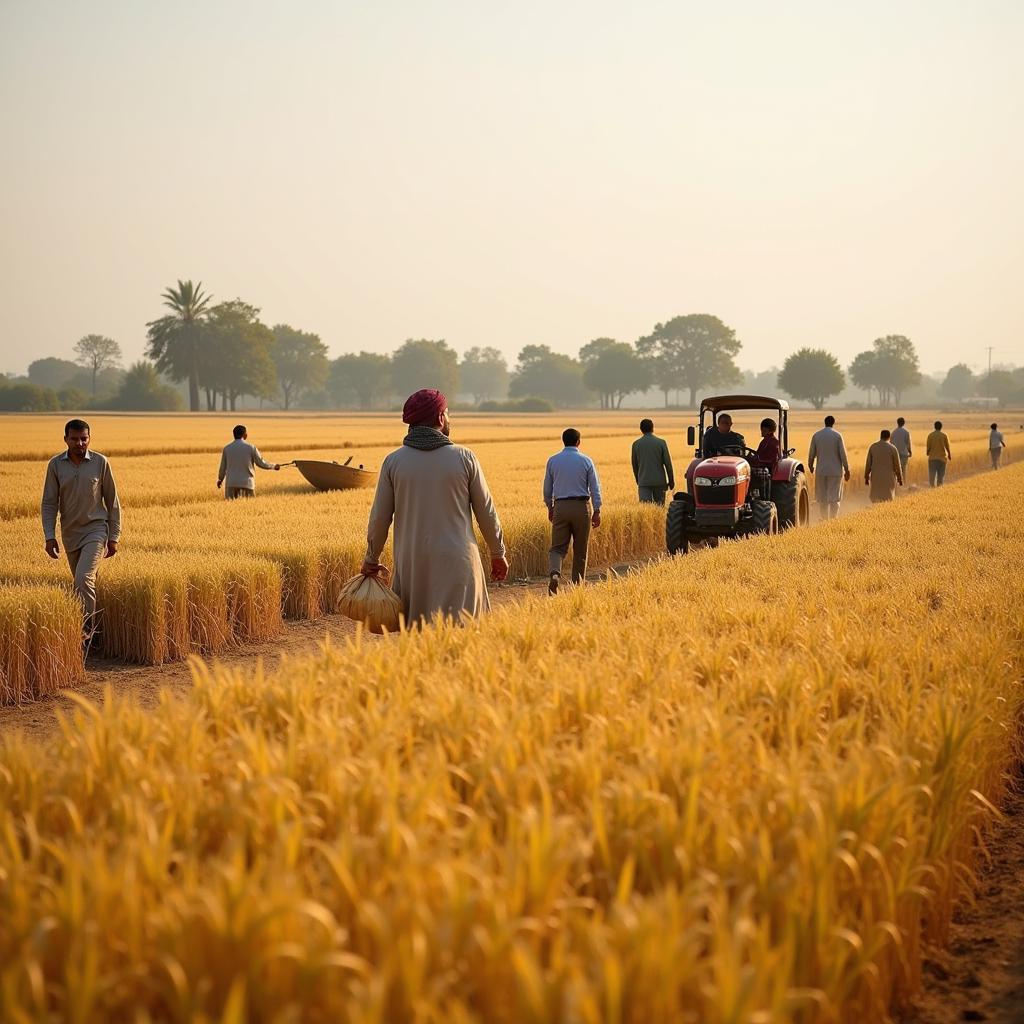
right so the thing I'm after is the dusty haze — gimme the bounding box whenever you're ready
[1,0,1022,376]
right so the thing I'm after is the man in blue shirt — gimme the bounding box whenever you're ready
[543,428,602,594]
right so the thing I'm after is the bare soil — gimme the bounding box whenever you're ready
[900,780,1024,1024]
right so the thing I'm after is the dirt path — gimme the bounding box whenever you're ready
[900,779,1024,1024]
[0,568,593,743]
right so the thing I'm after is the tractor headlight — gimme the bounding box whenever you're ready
[694,476,713,486]
[717,475,738,486]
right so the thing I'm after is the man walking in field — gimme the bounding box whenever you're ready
[40,419,121,641]
[989,423,1006,469]
[891,416,912,484]
[217,424,281,498]
[926,420,952,487]
[361,389,508,625]
[631,418,674,504]
[544,428,602,594]
[864,429,904,503]
[807,415,850,520]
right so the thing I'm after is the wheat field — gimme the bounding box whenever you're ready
[0,411,1018,695]
[1,463,1021,1021]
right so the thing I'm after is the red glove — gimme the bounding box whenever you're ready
[491,556,509,582]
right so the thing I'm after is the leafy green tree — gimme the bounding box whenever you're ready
[28,357,81,390]
[939,363,976,400]
[73,334,122,396]
[0,383,60,411]
[985,368,1024,406]
[57,387,89,410]
[390,339,460,399]
[848,336,921,408]
[636,314,742,408]
[508,345,587,406]
[580,338,652,409]
[460,347,509,405]
[847,350,880,405]
[204,301,278,411]
[777,348,845,409]
[145,280,213,412]
[329,352,392,409]
[271,325,329,410]
[107,361,183,411]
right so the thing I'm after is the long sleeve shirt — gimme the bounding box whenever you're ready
[364,444,504,623]
[925,431,951,461]
[890,425,912,459]
[753,435,781,468]
[808,427,850,476]
[631,433,675,488]
[989,430,1005,450]
[41,450,121,550]
[543,447,602,509]
[218,439,275,490]
[701,426,746,456]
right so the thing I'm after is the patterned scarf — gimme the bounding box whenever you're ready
[403,426,453,451]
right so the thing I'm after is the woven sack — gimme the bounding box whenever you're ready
[336,570,403,634]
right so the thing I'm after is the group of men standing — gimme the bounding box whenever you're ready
[38,400,1015,643]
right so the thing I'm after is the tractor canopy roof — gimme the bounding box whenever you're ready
[700,394,790,414]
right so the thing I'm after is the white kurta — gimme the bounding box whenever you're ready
[365,444,505,625]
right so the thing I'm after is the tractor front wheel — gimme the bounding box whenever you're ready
[666,497,691,556]
[752,499,778,536]
[773,472,809,530]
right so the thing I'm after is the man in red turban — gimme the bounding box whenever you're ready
[362,390,509,624]
[402,388,448,427]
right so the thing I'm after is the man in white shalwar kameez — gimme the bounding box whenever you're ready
[361,389,509,625]
[807,415,851,520]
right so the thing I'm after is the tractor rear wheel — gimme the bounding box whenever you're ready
[773,471,809,530]
[752,499,778,536]
[666,497,691,555]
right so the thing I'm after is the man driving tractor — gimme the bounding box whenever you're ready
[701,413,746,456]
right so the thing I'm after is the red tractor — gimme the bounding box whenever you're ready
[666,395,810,555]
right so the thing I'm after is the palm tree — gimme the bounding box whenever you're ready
[145,280,212,411]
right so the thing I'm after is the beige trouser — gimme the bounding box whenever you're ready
[225,486,255,500]
[67,540,105,631]
[549,499,591,583]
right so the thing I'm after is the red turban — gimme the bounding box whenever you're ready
[402,389,448,426]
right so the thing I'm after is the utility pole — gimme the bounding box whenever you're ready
[985,346,994,396]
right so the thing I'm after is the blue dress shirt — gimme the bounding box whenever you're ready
[543,447,602,509]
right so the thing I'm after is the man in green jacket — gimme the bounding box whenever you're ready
[631,419,675,505]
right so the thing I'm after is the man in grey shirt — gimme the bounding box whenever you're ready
[543,428,602,594]
[891,417,912,482]
[41,418,121,637]
[217,424,280,498]
[631,418,675,505]
[807,415,851,520]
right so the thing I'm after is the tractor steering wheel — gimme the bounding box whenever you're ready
[718,444,760,462]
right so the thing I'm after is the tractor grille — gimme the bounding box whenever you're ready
[696,484,736,506]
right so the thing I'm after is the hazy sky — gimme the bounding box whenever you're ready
[2,0,1022,376]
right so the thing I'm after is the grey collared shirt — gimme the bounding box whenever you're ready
[891,425,912,459]
[218,438,275,490]
[41,450,121,550]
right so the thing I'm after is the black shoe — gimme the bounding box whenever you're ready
[548,572,559,596]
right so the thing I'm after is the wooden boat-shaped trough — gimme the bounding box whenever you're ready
[283,457,377,492]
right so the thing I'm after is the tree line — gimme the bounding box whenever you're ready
[3,278,1022,411]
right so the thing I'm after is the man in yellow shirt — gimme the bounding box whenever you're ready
[925,420,952,487]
